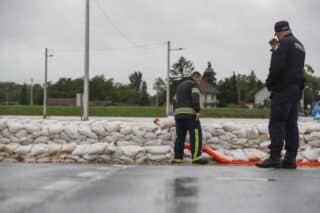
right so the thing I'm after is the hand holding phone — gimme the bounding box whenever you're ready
[269,37,278,49]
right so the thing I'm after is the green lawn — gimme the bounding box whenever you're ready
[0,105,270,118]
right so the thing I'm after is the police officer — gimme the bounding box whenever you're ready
[172,71,208,165]
[256,21,305,169]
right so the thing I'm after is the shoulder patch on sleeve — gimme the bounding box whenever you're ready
[294,42,305,52]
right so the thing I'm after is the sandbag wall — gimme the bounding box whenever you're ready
[0,118,320,164]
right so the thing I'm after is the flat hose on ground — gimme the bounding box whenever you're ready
[184,144,320,167]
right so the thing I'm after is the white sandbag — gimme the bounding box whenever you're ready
[61,143,76,154]
[146,153,171,161]
[223,123,240,132]
[158,134,171,141]
[246,128,259,139]
[119,155,134,164]
[112,147,124,159]
[24,123,41,132]
[15,144,32,156]
[308,140,320,147]
[158,117,175,129]
[145,145,171,155]
[302,149,320,161]
[48,143,62,155]
[87,143,107,155]
[29,144,48,157]
[120,145,144,158]
[225,149,248,161]
[0,119,7,130]
[243,148,266,161]
[91,122,106,136]
[305,132,320,142]
[1,128,11,138]
[72,144,89,156]
[78,125,97,139]
[34,136,49,144]
[142,125,158,133]
[133,128,144,137]
[15,129,28,138]
[256,124,268,135]
[111,132,125,140]
[98,154,112,162]
[103,121,121,132]
[207,137,220,144]
[234,129,247,138]
[232,138,248,145]
[144,132,157,140]
[7,121,24,133]
[104,143,116,154]
[83,154,98,161]
[203,131,212,140]
[305,126,320,134]
[144,139,161,146]
[64,125,79,139]
[259,141,270,149]
[4,143,20,153]
[47,124,64,135]
[210,128,225,136]
[0,137,10,144]
[0,143,6,152]
[120,126,132,135]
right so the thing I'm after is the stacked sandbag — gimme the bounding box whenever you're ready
[1,118,320,164]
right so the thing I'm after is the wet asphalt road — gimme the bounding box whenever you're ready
[0,163,320,213]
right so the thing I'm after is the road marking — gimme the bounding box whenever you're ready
[215,177,276,182]
[42,180,79,190]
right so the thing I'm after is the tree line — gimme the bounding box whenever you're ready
[0,56,319,107]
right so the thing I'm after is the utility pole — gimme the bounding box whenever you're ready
[30,78,33,106]
[166,41,170,116]
[166,41,184,116]
[43,48,54,119]
[83,0,90,121]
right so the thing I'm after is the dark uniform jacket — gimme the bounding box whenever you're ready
[266,33,305,92]
[174,79,200,119]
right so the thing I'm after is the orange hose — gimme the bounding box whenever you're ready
[184,144,320,167]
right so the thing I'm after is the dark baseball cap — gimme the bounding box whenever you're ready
[191,71,202,77]
[274,21,290,33]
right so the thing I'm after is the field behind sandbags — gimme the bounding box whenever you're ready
[0,105,270,118]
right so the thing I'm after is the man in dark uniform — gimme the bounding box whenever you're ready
[172,71,208,165]
[256,21,305,169]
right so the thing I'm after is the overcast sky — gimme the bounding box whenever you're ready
[0,0,319,94]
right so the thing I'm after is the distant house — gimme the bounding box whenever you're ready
[254,86,270,106]
[199,81,219,108]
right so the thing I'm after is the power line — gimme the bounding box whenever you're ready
[93,0,136,46]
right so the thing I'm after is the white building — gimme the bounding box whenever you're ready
[199,81,219,108]
[254,86,270,106]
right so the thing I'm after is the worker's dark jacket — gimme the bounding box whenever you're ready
[266,33,305,92]
[174,79,200,119]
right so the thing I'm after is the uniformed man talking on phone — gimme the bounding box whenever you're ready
[256,21,305,169]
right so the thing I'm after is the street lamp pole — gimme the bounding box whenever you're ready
[166,41,184,116]
[83,0,90,121]
[43,48,54,119]
[166,41,170,116]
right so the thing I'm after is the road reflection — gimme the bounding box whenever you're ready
[165,177,199,213]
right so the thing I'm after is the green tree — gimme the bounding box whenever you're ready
[153,77,166,107]
[129,71,143,92]
[203,61,217,86]
[304,64,320,108]
[139,81,150,105]
[170,56,195,99]
[20,83,29,105]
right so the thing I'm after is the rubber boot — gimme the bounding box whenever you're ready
[256,153,282,168]
[282,152,297,169]
[192,158,208,165]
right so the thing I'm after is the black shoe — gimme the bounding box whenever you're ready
[171,159,183,164]
[192,158,208,165]
[282,152,297,169]
[256,156,282,168]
